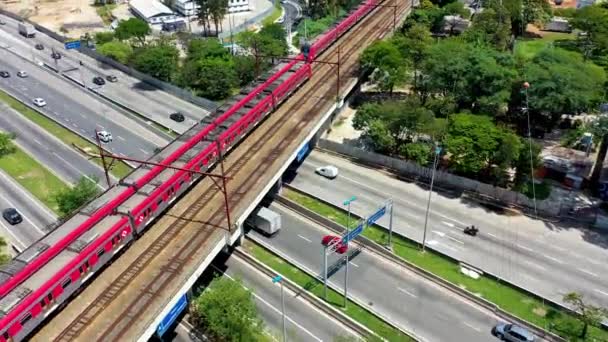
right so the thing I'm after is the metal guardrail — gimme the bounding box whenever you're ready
[233,247,387,341]
[275,188,569,342]
[246,235,423,341]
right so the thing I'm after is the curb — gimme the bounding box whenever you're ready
[233,247,383,341]
[246,235,423,341]
[275,192,568,342]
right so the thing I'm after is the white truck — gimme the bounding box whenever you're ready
[18,23,36,38]
[247,207,281,236]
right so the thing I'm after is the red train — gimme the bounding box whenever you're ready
[0,0,378,339]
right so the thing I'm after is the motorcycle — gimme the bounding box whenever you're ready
[464,226,478,236]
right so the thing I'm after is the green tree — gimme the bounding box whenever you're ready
[97,41,133,63]
[514,139,541,183]
[260,23,289,55]
[502,0,552,36]
[400,142,433,165]
[443,1,470,18]
[131,43,179,81]
[402,4,446,32]
[195,0,212,35]
[445,114,520,178]
[464,5,512,51]
[180,57,238,99]
[392,24,432,97]
[570,5,608,60]
[360,40,408,93]
[94,31,115,45]
[234,55,257,86]
[114,18,150,46]
[0,237,9,266]
[187,38,231,61]
[209,0,229,33]
[0,132,16,157]
[191,276,263,341]
[522,48,606,126]
[563,292,608,339]
[589,116,608,188]
[55,176,100,216]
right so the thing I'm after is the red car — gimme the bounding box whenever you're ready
[321,235,348,254]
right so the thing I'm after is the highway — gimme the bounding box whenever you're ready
[282,0,303,27]
[292,150,608,307]
[0,101,114,187]
[250,202,505,342]
[0,169,56,251]
[0,47,169,159]
[0,15,211,134]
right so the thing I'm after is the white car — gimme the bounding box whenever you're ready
[315,165,339,179]
[32,97,46,107]
[17,71,28,78]
[96,130,113,143]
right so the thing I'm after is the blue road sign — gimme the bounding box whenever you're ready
[64,40,81,50]
[272,275,283,283]
[296,142,309,162]
[367,206,386,226]
[157,294,188,337]
[342,223,364,244]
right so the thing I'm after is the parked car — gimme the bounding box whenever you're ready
[0,19,6,26]
[92,76,105,85]
[492,323,534,342]
[32,97,46,107]
[321,235,348,254]
[35,43,44,50]
[17,71,28,78]
[315,165,339,179]
[96,130,113,143]
[51,51,61,59]
[169,112,185,122]
[3,208,23,225]
[106,75,118,82]
[0,71,9,78]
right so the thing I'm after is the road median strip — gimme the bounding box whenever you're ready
[279,187,608,341]
[242,238,416,342]
[0,89,132,179]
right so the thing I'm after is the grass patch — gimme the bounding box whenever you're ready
[243,241,412,342]
[0,147,68,214]
[262,1,283,26]
[95,4,117,26]
[283,188,608,341]
[0,90,132,179]
[515,32,576,60]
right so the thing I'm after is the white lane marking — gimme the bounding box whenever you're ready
[442,221,455,227]
[117,135,126,142]
[0,220,27,250]
[139,148,148,154]
[426,240,438,246]
[594,289,608,296]
[542,254,564,264]
[586,258,601,266]
[551,245,567,252]
[52,152,104,189]
[463,322,482,332]
[72,123,78,128]
[440,242,460,253]
[446,234,464,245]
[33,139,42,145]
[397,287,417,298]
[0,170,56,222]
[348,261,359,268]
[297,234,312,243]
[432,230,445,237]
[523,259,546,271]
[579,268,598,277]
[216,264,324,341]
[516,244,533,252]
[487,232,498,238]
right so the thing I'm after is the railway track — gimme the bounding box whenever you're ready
[36,1,413,340]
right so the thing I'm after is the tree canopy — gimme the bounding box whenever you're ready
[97,41,133,64]
[131,43,180,82]
[0,132,16,158]
[360,40,408,92]
[570,5,608,60]
[191,276,263,341]
[55,176,100,216]
[114,18,150,46]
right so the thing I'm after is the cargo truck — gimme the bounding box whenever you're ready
[18,23,36,38]
[246,207,281,236]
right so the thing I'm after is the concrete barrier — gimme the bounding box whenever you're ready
[246,235,423,341]
[234,248,384,341]
[275,191,569,342]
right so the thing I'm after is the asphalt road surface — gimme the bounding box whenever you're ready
[250,202,507,342]
[0,169,56,251]
[0,48,169,159]
[283,0,303,28]
[291,150,608,308]
[166,254,360,342]
[0,101,114,187]
[0,15,211,134]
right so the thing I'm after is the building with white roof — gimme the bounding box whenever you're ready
[129,0,187,30]
[173,0,250,18]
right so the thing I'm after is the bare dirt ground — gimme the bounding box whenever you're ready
[1,0,105,38]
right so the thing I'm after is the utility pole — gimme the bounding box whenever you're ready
[343,196,356,308]
[422,146,441,252]
[272,275,287,342]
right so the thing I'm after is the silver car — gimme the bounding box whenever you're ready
[492,323,534,342]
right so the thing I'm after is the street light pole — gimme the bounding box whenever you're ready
[343,196,356,308]
[272,275,287,342]
[422,146,441,252]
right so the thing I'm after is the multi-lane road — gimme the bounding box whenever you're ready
[0,14,212,134]
[292,150,608,308]
[251,203,507,342]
